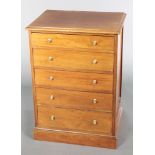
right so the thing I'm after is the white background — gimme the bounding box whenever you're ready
[0,0,155,155]
[21,2,133,154]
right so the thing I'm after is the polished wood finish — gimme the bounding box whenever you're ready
[31,33,115,51]
[36,87,113,111]
[37,106,112,135]
[27,10,126,35]
[33,49,114,73]
[27,10,125,149]
[34,69,113,93]
[34,128,117,149]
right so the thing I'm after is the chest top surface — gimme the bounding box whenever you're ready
[27,10,126,34]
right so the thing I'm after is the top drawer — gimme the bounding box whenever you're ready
[31,33,115,51]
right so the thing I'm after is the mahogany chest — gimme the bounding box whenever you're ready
[26,10,126,149]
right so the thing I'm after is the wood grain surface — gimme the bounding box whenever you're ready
[27,10,126,35]
[34,69,113,93]
[33,48,114,73]
[36,87,113,111]
[37,106,112,135]
[34,128,117,149]
[31,33,115,51]
[27,10,126,149]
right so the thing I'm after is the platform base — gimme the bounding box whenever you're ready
[34,106,123,149]
[34,128,117,149]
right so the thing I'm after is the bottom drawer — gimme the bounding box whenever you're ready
[37,106,112,135]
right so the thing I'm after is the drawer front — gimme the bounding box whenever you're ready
[37,106,112,134]
[33,49,114,72]
[34,69,113,93]
[31,33,115,51]
[36,88,113,111]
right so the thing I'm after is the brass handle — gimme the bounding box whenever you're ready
[92,59,98,64]
[48,56,54,61]
[47,38,52,43]
[92,99,97,104]
[92,80,97,84]
[93,120,97,125]
[50,95,54,100]
[50,115,55,120]
[49,76,54,80]
[92,40,97,46]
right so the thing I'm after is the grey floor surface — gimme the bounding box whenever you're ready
[21,80,133,155]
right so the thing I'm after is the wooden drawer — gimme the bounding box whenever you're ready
[36,88,113,111]
[33,49,114,73]
[31,33,115,51]
[37,106,112,135]
[34,69,113,93]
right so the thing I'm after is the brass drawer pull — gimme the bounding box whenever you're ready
[47,38,52,43]
[92,59,98,64]
[50,115,55,120]
[93,120,97,125]
[92,99,97,104]
[92,80,97,84]
[48,56,54,61]
[49,76,54,80]
[92,40,97,46]
[50,95,54,100]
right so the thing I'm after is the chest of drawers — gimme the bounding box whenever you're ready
[26,10,126,149]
